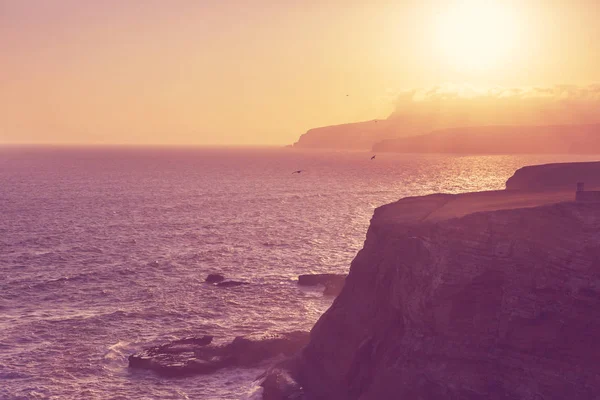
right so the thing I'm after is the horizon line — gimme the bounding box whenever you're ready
[0,142,292,150]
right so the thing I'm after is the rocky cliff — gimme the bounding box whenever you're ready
[271,164,600,400]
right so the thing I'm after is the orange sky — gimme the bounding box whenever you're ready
[1,0,599,146]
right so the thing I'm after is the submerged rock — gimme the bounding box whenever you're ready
[129,331,309,377]
[205,273,225,283]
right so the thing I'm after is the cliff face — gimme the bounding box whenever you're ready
[293,186,600,399]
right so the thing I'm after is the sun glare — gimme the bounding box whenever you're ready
[435,1,519,72]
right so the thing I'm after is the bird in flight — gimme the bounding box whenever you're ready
[292,170,304,174]
[370,155,376,160]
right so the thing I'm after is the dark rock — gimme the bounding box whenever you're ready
[147,260,159,267]
[216,280,249,287]
[129,331,309,377]
[205,273,225,283]
[297,273,346,287]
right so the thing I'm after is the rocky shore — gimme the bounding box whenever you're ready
[127,274,340,377]
[128,331,309,377]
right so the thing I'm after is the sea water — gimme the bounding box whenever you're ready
[1,147,597,399]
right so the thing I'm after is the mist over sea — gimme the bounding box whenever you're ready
[1,147,598,399]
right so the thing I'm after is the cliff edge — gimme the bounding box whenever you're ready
[271,162,600,400]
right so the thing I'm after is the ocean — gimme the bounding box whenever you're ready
[1,147,598,400]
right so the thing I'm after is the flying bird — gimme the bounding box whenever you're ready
[371,155,376,160]
[292,170,304,174]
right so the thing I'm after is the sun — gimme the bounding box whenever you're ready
[435,1,519,72]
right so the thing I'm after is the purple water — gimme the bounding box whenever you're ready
[1,147,598,399]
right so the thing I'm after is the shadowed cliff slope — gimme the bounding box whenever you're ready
[282,163,600,400]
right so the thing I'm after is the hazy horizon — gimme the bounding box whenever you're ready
[2,0,600,146]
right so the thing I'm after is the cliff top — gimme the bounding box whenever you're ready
[375,189,574,226]
[374,161,600,226]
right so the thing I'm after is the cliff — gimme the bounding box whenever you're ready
[291,112,484,150]
[506,161,600,191]
[292,120,394,150]
[372,124,600,154]
[273,163,600,400]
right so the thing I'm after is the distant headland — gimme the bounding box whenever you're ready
[292,119,600,154]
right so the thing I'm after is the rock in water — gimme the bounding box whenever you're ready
[289,163,600,400]
[297,273,346,297]
[128,331,309,377]
[205,273,225,283]
[297,273,346,287]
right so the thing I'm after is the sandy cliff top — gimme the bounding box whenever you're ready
[375,160,600,226]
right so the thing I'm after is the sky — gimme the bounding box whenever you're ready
[1,0,599,146]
